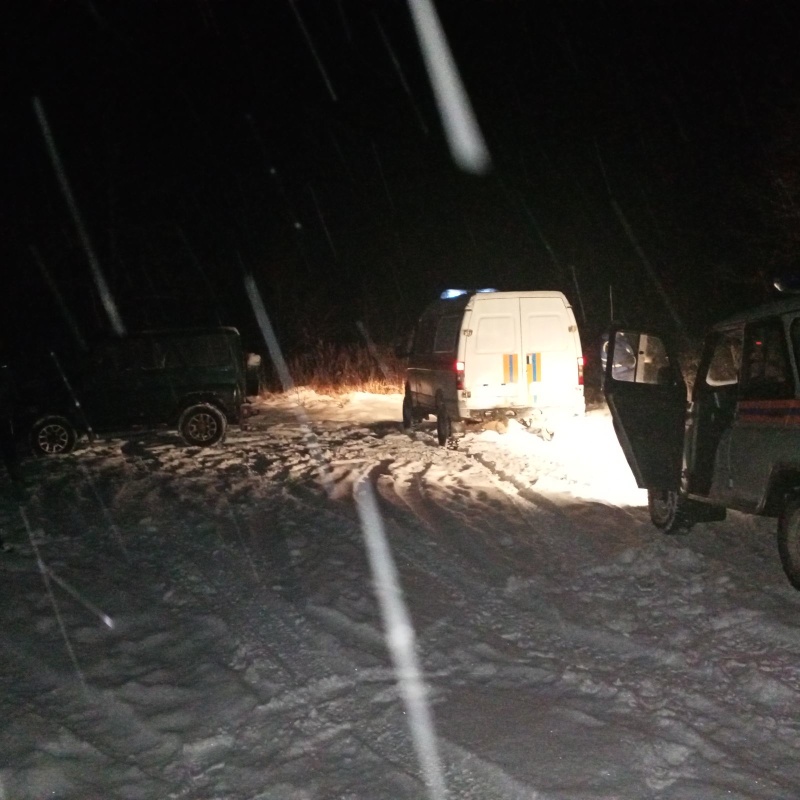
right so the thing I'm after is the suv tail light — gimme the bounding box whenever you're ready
[456,360,465,390]
[577,355,584,386]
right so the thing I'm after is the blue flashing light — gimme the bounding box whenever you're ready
[440,288,497,300]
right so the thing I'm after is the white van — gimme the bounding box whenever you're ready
[402,289,585,445]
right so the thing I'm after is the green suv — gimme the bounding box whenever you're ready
[25,327,254,455]
[604,296,800,591]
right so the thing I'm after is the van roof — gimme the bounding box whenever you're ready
[424,290,572,319]
[466,290,571,303]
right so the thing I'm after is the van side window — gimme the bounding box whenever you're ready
[475,316,515,353]
[740,319,793,400]
[704,329,742,387]
[433,315,461,354]
[413,315,436,355]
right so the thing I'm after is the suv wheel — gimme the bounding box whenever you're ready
[778,500,800,590]
[31,416,78,456]
[178,404,227,447]
[647,488,694,534]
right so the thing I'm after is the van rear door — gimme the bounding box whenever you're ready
[520,296,580,409]
[463,295,525,408]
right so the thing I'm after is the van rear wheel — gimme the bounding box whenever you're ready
[647,489,694,534]
[435,401,452,447]
[778,500,800,590]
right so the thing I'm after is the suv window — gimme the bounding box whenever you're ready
[740,318,793,400]
[162,334,238,368]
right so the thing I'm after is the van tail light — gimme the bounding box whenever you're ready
[577,355,584,386]
[455,360,465,390]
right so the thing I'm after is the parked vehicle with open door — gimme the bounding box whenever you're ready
[603,295,800,591]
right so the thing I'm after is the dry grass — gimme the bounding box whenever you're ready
[263,341,405,396]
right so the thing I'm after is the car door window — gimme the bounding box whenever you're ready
[704,329,742,387]
[740,319,793,400]
[607,330,675,385]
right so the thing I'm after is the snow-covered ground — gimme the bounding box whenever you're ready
[2,392,799,800]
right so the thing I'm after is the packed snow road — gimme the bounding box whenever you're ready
[1,391,799,800]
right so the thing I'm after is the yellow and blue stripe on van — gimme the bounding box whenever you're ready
[526,353,542,383]
[503,354,519,383]
[502,352,543,383]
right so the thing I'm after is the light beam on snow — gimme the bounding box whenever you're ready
[354,474,448,800]
[406,0,490,174]
[244,274,334,495]
[22,508,89,692]
[288,0,338,102]
[32,97,125,337]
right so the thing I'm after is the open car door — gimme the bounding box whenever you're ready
[603,328,687,490]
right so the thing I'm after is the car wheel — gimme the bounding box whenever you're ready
[777,500,800,590]
[178,404,227,447]
[435,400,452,447]
[30,416,78,456]
[647,488,694,534]
[402,388,414,430]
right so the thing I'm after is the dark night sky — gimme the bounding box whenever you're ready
[2,0,798,360]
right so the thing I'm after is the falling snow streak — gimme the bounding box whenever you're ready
[406,0,490,174]
[611,199,687,339]
[32,97,125,337]
[43,566,115,630]
[29,245,88,352]
[22,507,89,693]
[309,183,338,261]
[80,465,130,563]
[354,472,449,800]
[372,141,396,214]
[49,351,95,443]
[244,273,334,495]
[336,0,353,44]
[356,320,391,381]
[229,509,261,582]
[375,12,430,136]
[288,0,338,102]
